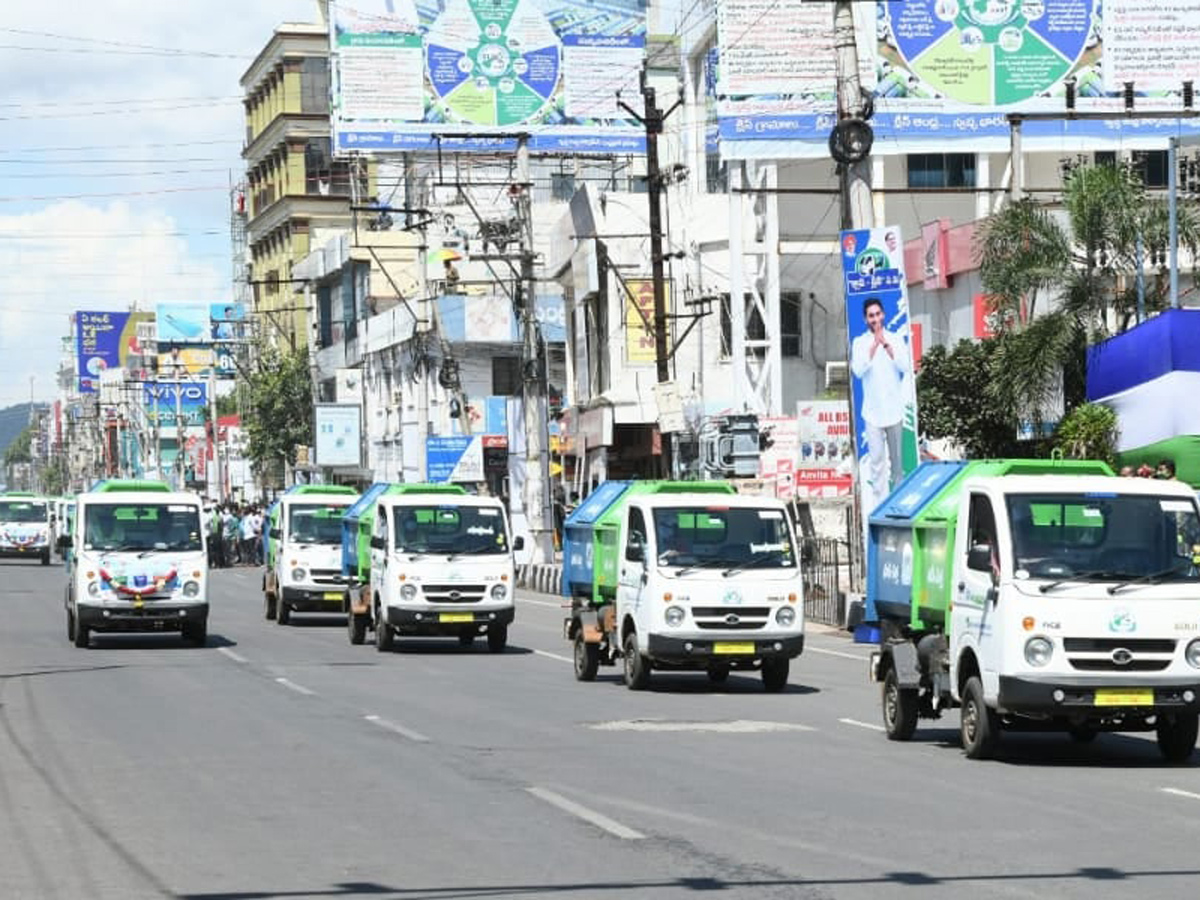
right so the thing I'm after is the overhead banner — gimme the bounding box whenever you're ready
[330,0,648,154]
[841,226,920,520]
[75,311,153,394]
[155,303,210,344]
[143,381,208,429]
[717,0,1200,157]
[315,404,363,467]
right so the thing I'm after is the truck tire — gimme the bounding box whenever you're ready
[264,591,277,620]
[761,657,789,692]
[574,634,599,681]
[623,632,651,690]
[73,619,90,649]
[41,550,50,566]
[960,676,1000,759]
[882,667,919,741]
[347,613,367,645]
[487,624,508,653]
[277,598,291,626]
[66,611,75,642]
[183,620,207,647]
[375,615,393,652]
[1156,712,1199,763]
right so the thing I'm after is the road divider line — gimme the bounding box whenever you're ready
[217,647,248,664]
[533,649,574,664]
[1162,787,1200,801]
[274,677,315,696]
[808,646,870,661]
[364,714,430,743]
[839,718,885,733]
[527,787,645,840]
[518,596,567,609]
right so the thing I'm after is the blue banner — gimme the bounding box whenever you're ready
[142,381,208,428]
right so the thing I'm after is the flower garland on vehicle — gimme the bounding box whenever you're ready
[2,528,42,547]
[99,568,178,597]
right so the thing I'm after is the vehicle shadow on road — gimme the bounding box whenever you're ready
[914,727,1200,767]
[378,641,535,656]
[593,673,820,695]
[85,633,235,651]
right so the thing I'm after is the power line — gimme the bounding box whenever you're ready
[0,139,239,154]
[0,185,228,202]
[0,95,241,109]
[0,101,242,122]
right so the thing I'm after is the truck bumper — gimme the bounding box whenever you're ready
[281,586,348,612]
[998,675,1200,714]
[77,602,208,632]
[384,605,514,634]
[646,633,804,665]
[0,544,48,558]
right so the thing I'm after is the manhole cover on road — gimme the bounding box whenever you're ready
[587,719,814,734]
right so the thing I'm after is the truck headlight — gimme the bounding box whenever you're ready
[1186,639,1200,669]
[490,583,507,601]
[291,568,306,582]
[400,583,417,601]
[664,605,685,627]
[775,606,796,627]
[1024,636,1053,667]
[87,581,101,596]
[182,581,201,598]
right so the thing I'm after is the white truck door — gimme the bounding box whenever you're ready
[616,506,650,638]
[954,492,1004,694]
[370,505,389,605]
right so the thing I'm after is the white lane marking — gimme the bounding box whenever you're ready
[527,787,645,840]
[217,647,248,664]
[839,718,885,732]
[533,649,574,664]
[274,677,316,696]
[1162,787,1200,801]
[519,596,566,609]
[590,719,815,734]
[364,714,430,743]
[808,646,870,661]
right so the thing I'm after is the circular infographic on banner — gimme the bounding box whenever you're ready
[425,0,561,126]
[889,0,1092,105]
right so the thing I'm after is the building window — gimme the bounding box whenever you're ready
[631,175,650,194]
[1094,150,1117,168]
[1133,150,1169,188]
[781,291,802,358]
[907,153,976,188]
[300,57,329,115]
[492,356,521,396]
[719,293,764,360]
[706,154,727,193]
[317,285,333,348]
[550,172,576,201]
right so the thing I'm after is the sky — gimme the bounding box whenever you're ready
[0,0,319,408]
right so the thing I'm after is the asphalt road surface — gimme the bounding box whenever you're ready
[3,561,1200,899]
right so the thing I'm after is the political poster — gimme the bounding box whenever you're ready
[841,226,920,522]
[714,0,1200,157]
[329,0,647,154]
[795,401,854,499]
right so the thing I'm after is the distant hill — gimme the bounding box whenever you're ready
[0,403,35,459]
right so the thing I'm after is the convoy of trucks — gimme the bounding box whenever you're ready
[561,481,806,691]
[866,460,1200,761]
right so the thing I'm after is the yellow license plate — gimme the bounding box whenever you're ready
[440,613,474,624]
[1094,689,1154,707]
[323,592,343,601]
[713,642,756,655]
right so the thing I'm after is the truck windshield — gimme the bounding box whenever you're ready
[287,504,345,545]
[0,501,47,523]
[1006,493,1200,582]
[393,505,509,555]
[83,503,203,552]
[652,507,796,569]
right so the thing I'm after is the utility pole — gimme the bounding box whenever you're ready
[516,135,554,563]
[414,211,430,485]
[619,69,682,475]
[175,376,185,491]
[208,367,221,501]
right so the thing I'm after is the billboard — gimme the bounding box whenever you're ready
[716,0,1200,157]
[330,0,648,154]
[210,303,247,341]
[75,311,153,394]
[156,303,210,344]
[795,401,854,499]
[315,404,363,467]
[143,381,208,429]
[841,226,920,520]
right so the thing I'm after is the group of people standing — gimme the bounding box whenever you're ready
[206,504,265,568]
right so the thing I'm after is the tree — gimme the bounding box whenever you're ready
[916,340,1023,458]
[1052,402,1119,466]
[3,424,33,467]
[240,347,313,470]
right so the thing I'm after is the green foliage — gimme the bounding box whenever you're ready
[41,457,69,496]
[215,392,239,418]
[1052,402,1118,465]
[240,347,313,469]
[976,197,1072,325]
[916,340,1022,458]
[3,424,33,466]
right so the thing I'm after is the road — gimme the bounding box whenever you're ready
[2,561,1200,900]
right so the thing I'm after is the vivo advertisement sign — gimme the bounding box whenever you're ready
[142,381,208,428]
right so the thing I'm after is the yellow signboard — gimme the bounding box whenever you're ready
[624,279,663,365]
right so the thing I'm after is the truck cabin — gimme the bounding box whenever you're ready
[645,504,798,571]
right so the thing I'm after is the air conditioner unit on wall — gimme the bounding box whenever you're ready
[825,361,848,389]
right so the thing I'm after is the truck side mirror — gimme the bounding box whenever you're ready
[513,536,525,551]
[625,534,645,563]
[370,535,386,550]
[967,543,993,574]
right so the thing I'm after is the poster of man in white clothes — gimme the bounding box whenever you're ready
[840,227,919,518]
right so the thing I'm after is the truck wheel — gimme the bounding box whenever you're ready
[487,624,508,653]
[882,667,919,741]
[761,657,790,693]
[40,550,50,566]
[183,620,207,647]
[347,613,367,645]
[375,615,393,652]
[66,611,75,642]
[1156,712,1199,763]
[622,632,650,690]
[73,619,90,649]
[707,663,730,685]
[277,599,291,626]
[574,635,599,681]
[264,591,276,620]
[960,676,1000,759]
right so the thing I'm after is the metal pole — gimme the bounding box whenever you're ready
[517,135,554,563]
[415,225,429,484]
[209,367,221,502]
[1136,232,1146,323]
[1010,118,1024,201]
[175,377,184,490]
[1169,136,1180,308]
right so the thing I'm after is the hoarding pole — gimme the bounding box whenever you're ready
[1169,136,1180,308]
[175,378,184,491]
[209,367,222,502]
[835,0,872,593]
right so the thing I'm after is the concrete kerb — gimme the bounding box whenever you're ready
[518,563,563,596]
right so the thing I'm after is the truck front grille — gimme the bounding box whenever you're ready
[1064,637,1177,672]
[310,568,344,585]
[691,606,770,630]
[1068,659,1171,672]
[422,584,486,603]
[1063,638,1176,653]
